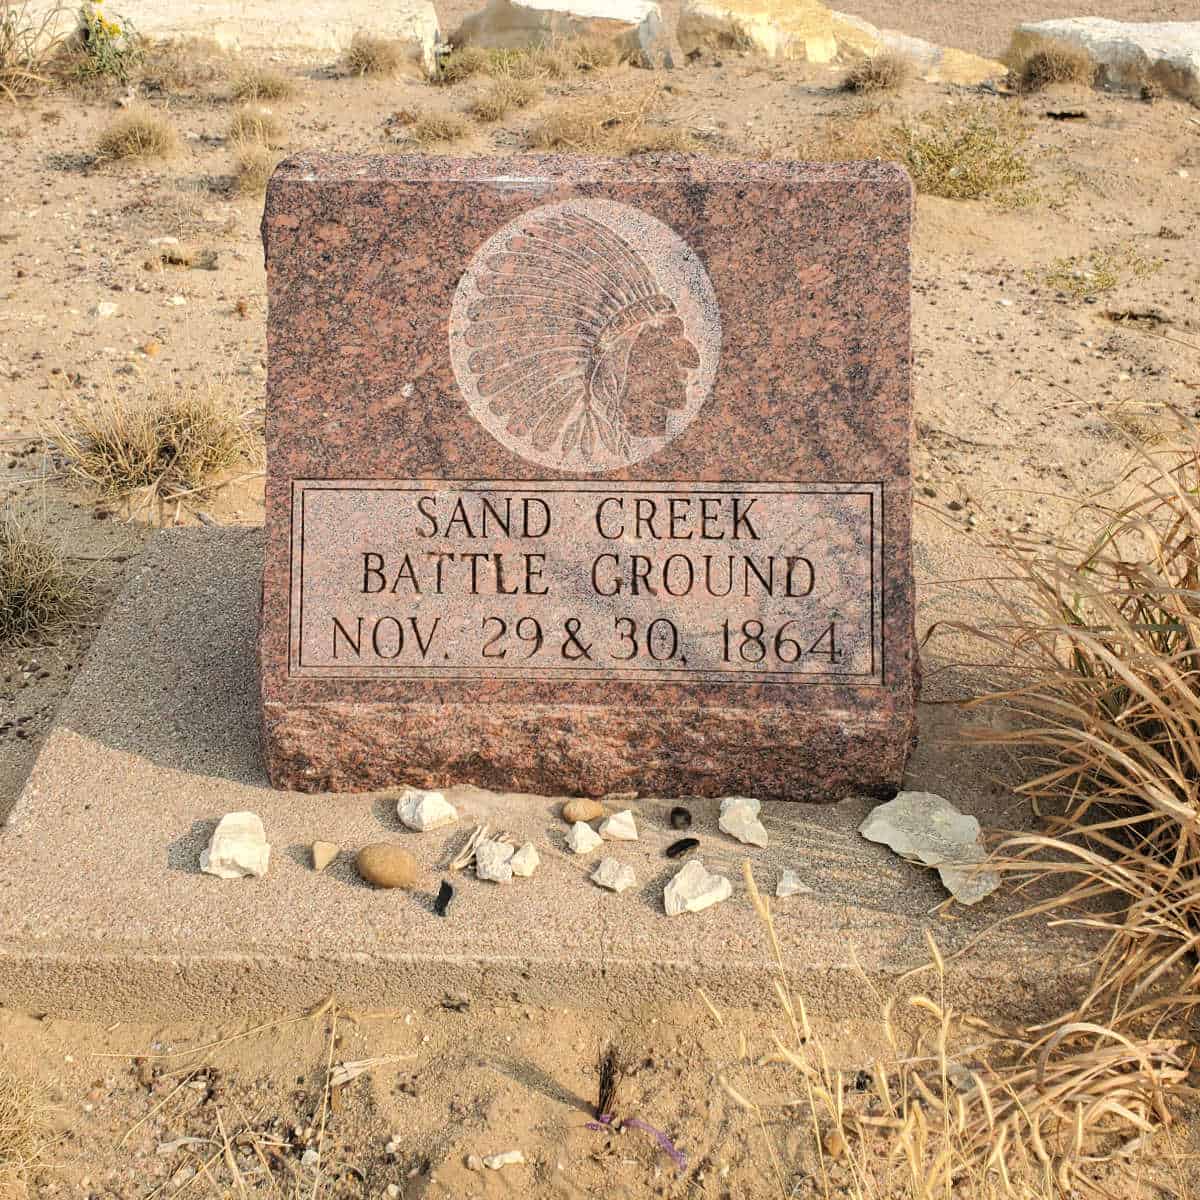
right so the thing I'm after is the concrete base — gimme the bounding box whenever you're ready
[1,530,1093,1022]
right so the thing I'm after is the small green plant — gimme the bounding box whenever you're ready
[96,104,180,158]
[1038,242,1162,301]
[843,51,913,94]
[75,0,142,83]
[0,507,89,647]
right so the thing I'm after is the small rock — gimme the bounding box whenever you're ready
[509,843,540,877]
[669,805,692,829]
[824,1129,846,1160]
[482,1150,525,1169]
[858,791,1000,905]
[592,857,636,893]
[442,991,470,1011]
[301,1147,319,1167]
[200,812,270,879]
[566,821,602,854]
[475,839,515,883]
[718,796,768,847]
[466,1154,483,1171]
[599,809,638,841]
[664,859,731,916]
[386,1185,401,1199]
[562,798,603,823]
[165,294,186,306]
[355,844,418,889]
[776,869,812,898]
[665,837,699,859]
[90,300,118,319]
[434,879,454,916]
[396,787,457,832]
[311,841,339,872]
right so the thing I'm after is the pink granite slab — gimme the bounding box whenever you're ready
[260,155,916,800]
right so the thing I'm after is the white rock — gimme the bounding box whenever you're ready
[776,869,812,898]
[592,857,636,893]
[482,1149,525,1169]
[90,301,118,319]
[598,809,638,841]
[475,839,516,883]
[566,821,602,855]
[396,787,458,832]
[453,0,671,66]
[301,1147,320,1167]
[664,859,731,916]
[200,811,270,879]
[859,791,1000,906]
[678,0,876,64]
[1013,19,1200,100]
[24,0,442,74]
[509,842,540,877]
[718,795,768,848]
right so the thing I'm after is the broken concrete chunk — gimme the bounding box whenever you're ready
[509,842,540,877]
[776,868,812,898]
[592,857,636,893]
[664,859,731,915]
[599,809,638,841]
[311,841,339,872]
[200,811,270,878]
[396,787,458,832]
[475,839,516,883]
[718,795,768,847]
[566,821,603,855]
[858,791,1000,906]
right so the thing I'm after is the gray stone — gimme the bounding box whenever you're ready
[598,809,638,841]
[199,812,270,879]
[475,839,515,883]
[396,787,457,832]
[858,791,1000,906]
[719,795,768,848]
[664,859,731,916]
[592,857,636,893]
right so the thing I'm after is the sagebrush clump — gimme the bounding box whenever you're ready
[0,507,88,647]
[843,51,913,94]
[345,33,408,77]
[230,66,296,102]
[227,105,285,148]
[1008,36,1097,92]
[467,75,542,123]
[96,105,180,159]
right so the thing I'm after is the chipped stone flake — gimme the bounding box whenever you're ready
[718,795,768,847]
[776,868,812,898]
[509,842,540,877]
[566,821,603,854]
[599,809,638,841]
[664,859,731,915]
[396,787,458,832]
[200,811,270,879]
[592,857,636,893]
[475,839,515,883]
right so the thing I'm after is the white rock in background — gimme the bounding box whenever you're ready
[509,843,540,877]
[664,859,731,915]
[678,0,876,64]
[483,1149,525,1169]
[776,868,812,898]
[90,301,118,320]
[452,0,672,66]
[859,791,1000,906]
[592,857,636,893]
[1012,19,1200,100]
[599,809,638,841]
[475,839,516,883]
[718,795,768,847]
[566,821,603,854]
[396,787,458,832]
[200,812,270,879]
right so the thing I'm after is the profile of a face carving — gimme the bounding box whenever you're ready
[449,200,720,473]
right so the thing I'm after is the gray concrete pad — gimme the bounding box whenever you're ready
[0,530,1093,1022]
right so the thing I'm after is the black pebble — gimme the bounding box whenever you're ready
[434,880,454,917]
[665,837,700,859]
[669,806,692,830]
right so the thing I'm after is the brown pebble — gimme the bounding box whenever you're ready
[355,844,418,889]
[561,798,603,824]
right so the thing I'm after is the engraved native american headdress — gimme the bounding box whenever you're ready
[461,209,679,464]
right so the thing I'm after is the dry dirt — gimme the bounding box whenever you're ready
[2,9,1200,1199]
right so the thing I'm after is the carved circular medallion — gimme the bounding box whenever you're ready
[449,199,721,473]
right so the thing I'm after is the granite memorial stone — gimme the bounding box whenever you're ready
[259,155,916,800]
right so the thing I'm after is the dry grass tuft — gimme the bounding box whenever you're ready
[227,105,285,148]
[439,43,492,84]
[230,66,296,102]
[232,139,280,195]
[1008,36,1097,92]
[52,382,261,519]
[467,75,542,123]
[0,0,68,101]
[0,1068,55,1193]
[135,37,232,95]
[345,32,408,77]
[96,105,181,160]
[441,35,620,84]
[412,109,471,146]
[843,51,914,94]
[529,88,689,155]
[0,507,88,648]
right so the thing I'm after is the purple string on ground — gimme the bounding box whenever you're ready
[587,1113,687,1171]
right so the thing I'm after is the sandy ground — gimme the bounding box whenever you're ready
[1,17,1200,1200]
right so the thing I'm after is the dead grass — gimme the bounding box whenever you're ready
[227,105,286,148]
[230,65,296,102]
[51,381,262,520]
[233,139,280,196]
[0,0,70,101]
[440,36,620,84]
[467,75,543,123]
[0,1068,54,1195]
[1007,36,1097,93]
[412,110,471,146]
[96,106,181,160]
[528,88,690,155]
[0,506,88,648]
[843,52,914,95]
[345,32,408,78]
[136,37,232,95]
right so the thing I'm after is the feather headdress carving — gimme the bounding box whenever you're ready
[461,210,678,465]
